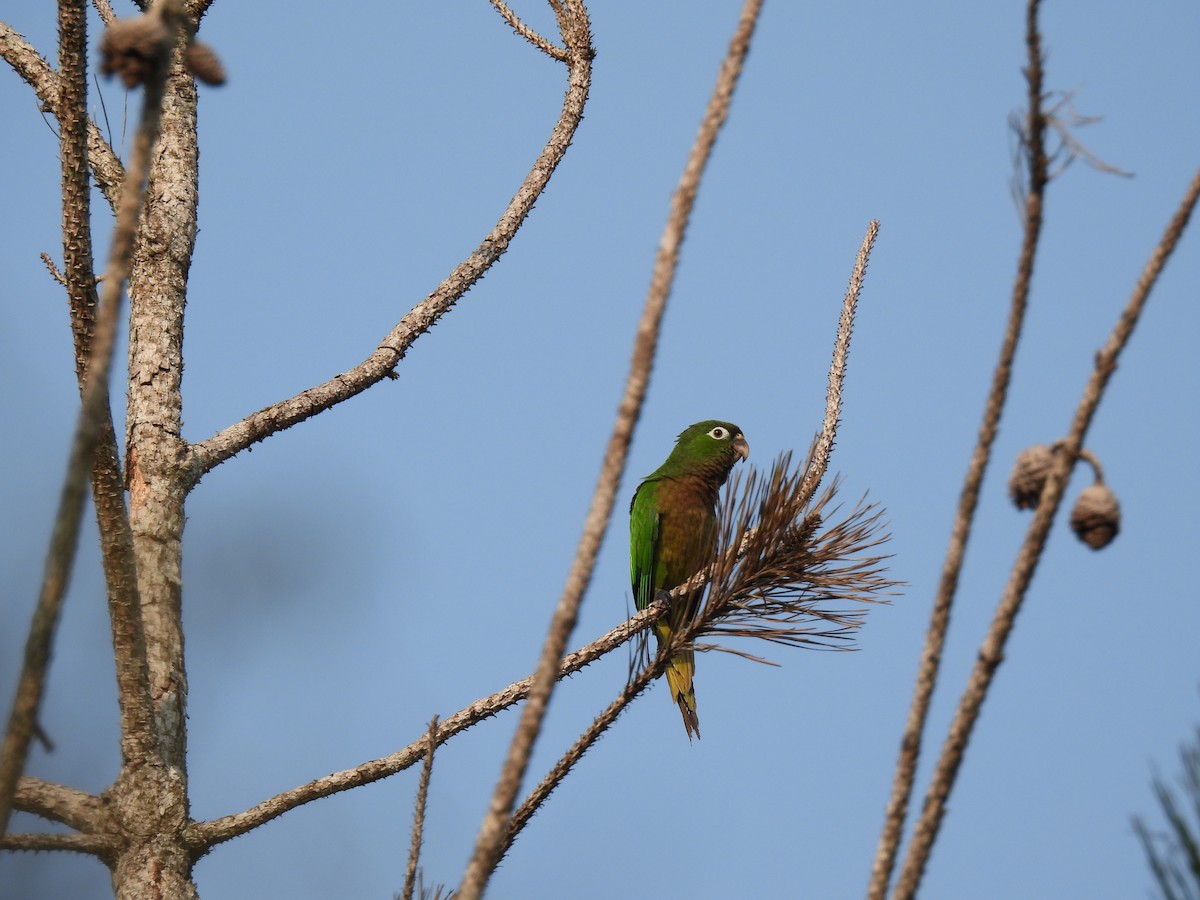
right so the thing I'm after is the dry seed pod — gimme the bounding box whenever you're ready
[185,41,226,86]
[1070,483,1120,550]
[99,14,172,88]
[1008,444,1054,510]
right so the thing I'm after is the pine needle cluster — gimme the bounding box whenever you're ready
[658,450,896,667]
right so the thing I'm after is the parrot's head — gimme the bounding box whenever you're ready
[667,420,749,476]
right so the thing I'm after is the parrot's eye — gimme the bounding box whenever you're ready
[707,426,729,440]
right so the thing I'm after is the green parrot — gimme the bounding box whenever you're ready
[630,420,749,739]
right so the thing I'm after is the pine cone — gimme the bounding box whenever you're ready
[1069,483,1120,550]
[1008,444,1054,510]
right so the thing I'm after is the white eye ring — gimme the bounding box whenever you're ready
[708,426,728,440]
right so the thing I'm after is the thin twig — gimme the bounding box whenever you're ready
[456,2,761,896]
[187,3,595,481]
[1044,90,1133,181]
[890,163,1200,900]
[1076,446,1105,483]
[40,252,66,285]
[91,0,117,26]
[797,219,879,504]
[0,2,181,837]
[500,659,662,862]
[402,717,439,900]
[867,3,1049,895]
[0,831,116,856]
[488,0,566,60]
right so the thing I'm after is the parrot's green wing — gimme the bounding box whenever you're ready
[629,478,663,612]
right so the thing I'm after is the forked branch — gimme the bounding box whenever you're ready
[187,2,595,481]
[489,0,567,60]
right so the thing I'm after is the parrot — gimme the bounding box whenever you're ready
[630,420,749,739]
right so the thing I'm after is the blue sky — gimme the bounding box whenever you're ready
[2,1,1199,897]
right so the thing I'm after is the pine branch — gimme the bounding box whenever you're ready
[890,161,1200,900]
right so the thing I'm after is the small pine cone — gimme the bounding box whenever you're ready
[99,15,172,88]
[185,41,226,86]
[1070,483,1121,550]
[1008,444,1054,510]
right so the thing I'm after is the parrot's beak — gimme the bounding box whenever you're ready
[733,435,749,462]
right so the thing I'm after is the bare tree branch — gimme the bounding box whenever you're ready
[890,162,1200,900]
[500,654,662,863]
[187,3,595,481]
[0,20,126,205]
[456,1,763,896]
[488,0,566,60]
[91,0,117,26]
[0,831,116,856]
[40,252,67,285]
[0,0,182,838]
[401,717,439,900]
[13,776,104,833]
[187,0,215,23]
[55,0,155,770]
[867,2,1049,895]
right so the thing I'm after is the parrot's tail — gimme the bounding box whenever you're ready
[656,622,700,739]
[665,652,700,740]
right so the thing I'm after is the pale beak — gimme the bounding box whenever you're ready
[733,435,749,462]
